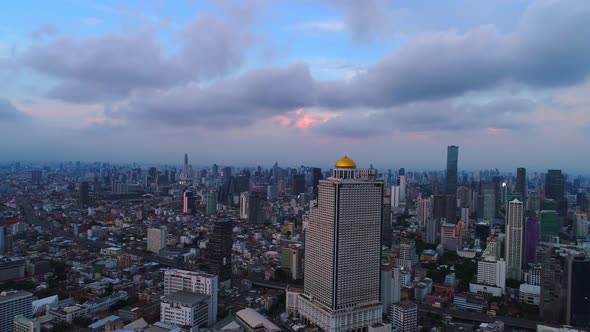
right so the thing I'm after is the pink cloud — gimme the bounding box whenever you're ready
[85,117,106,124]
[272,115,292,126]
[272,108,334,129]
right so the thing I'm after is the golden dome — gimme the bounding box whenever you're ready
[335,156,356,168]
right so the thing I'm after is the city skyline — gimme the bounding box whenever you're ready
[1,0,590,171]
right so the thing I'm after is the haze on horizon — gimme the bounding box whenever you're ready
[1,0,590,173]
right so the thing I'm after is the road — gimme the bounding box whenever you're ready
[418,304,537,330]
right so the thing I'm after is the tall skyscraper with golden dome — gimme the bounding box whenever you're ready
[296,156,386,331]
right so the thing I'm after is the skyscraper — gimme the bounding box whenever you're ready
[206,219,233,288]
[505,197,524,280]
[566,254,590,327]
[296,156,384,331]
[545,170,565,200]
[79,181,90,205]
[183,191,196,214]
[523,218,539,267]
[311,167,323,199]
[540,210,559,241]
[398,175,407,202]
[180,153,190,180]
[446,145,459,195]
[206,191,218,215]
[515,167,526,197]
[0,290,33,332]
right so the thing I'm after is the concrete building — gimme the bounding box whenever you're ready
[0,291,33,332]
[381,264,393,313]
[281,245,303,281]
[206,191,218,215]
[297,156,384,331]
[163,269,218,325]
[505,197,524,280]
[476,257,506,294]
[160,291,210,328]
[235,308,280,332]
[147,226,167,254]
[425,217,439,245]
[417,197,432,227]
[239,192,249,219]
[13,315,40,332]
[390,301,417,332]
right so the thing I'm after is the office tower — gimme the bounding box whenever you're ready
[180,153,190,180]
[291,174,306,195]
[425,218,439,244]
[477,257,507,293]
[390,301,417,332]
[392,267,401,304]
[391,186,400,208]
[545,170,565,200]
[523,218,539,266]
[441,222,462,251]
[239,192,249,219]
[417,197,432,227]
[206,191,218,215]
[183,191,196,214]
[79,181,90,205]
[211,164,219,178]
[481,181,496,221]
[281,245,304,281]
[0,290,33,332]
[381,264,393,313]
[433,195,456,223]
[540,210,559,241]
[169,169,176,183]
[160,291,210,328]
[382,187,393,247]
[515,168,526,197]
[163,269,218,326]
[206,220,233,287]
[574,212,589,239]
[30,170,42,185]
[248,191,266,224]
[311,167,322,198]
[446,145,459,195]
[234,175,250,194]
[398,175,407,202]
[505,197,524,280]
[566,254,590,327]
[147,227,167,254]
[297,156,384,331]
[222,166,232,182]
[539,246,566,324]
[460,207,469,225]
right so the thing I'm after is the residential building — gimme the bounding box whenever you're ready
[505,197,524,280]
[163,269,218,325]
[0,291,33,332]
[160,291,210,328]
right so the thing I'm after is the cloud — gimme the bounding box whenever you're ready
[83,17,103,25]
[324,0,397,43]
[298,20,345,32]
[0,99,31,121]
[30,24,60,41]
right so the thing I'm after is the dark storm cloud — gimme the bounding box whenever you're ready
[0,99,30,121]
[126,63,315,127]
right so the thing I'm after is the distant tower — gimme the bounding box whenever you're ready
[180,153,190,180]
[183,191,195,214]
[446,146,459,195]
[515,167,526,197]
[505,197,524,280]
[79,181,90,205]
[206,219,234,288]
[296,156,384,331]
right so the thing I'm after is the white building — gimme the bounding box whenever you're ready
[519,284,540,305]
[296,156,384,331]
[390,301,417,332]
[13,315,40,332]
[160,291,210,327]
[417,197,432,226]
[505,198,524,280]
[235,308,281,332]
[240,192,249,219]
[147,227,167,254]
[476,257,506,293]
[163,269,218,325]
[1,291,33,332]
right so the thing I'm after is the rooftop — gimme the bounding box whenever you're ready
[162,291,209,306]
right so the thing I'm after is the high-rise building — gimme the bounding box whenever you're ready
[296,156,384,331]
[417,197,432,226]
[433,195,456,224]
[0,290,33,332]
[390,301,417,332]
[392,267,401,304]
[566,254,590,327]
[183,191,196,214]
[545,170,565,200]
[160,291,210,328]
[13,315,40,332]
[539,245,566,324]
[574,212,589,239]
[206,220,233,287]
[476,257,507,294]
[480,180,496,221]
[180,153,190,180]
[206,191,218,215]
[30,170,42,185]
[515,168,526,197]
[380,264,393,314]
[79,181,90,205]
[382,187,393,247]
[291,174,306,195]
[524,218,539,267]
[311,167,323,199]
[281,245,304,281]
[540,210,559,241]
[147,227,167,254]
[425,218,439,244]
[391,186,400,208]
[505,197,524,280]
[239,192,249,219]
[446,145,459,195]
[398,175,407,202]
[0,227,9,255]
[163,269,218,325]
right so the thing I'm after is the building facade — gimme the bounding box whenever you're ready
[163,269,218,325]
[505,198,524,280]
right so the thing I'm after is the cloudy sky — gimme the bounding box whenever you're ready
[1,0,590,172]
